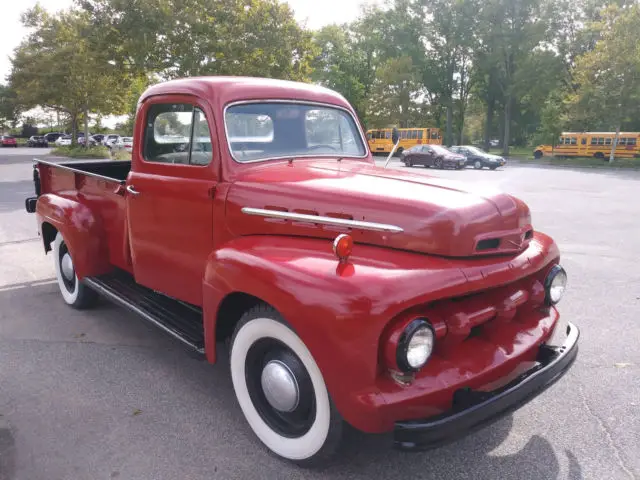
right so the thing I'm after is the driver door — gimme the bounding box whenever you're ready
[126,97,218,306]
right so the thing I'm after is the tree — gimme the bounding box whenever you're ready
[568,3,640,161]
[9,6,132,145]
[0,84,19,132]
[79,0,317,82]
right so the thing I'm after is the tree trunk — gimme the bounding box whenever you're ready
[502,94,512,156]
[610,124,620,163]
[483,84,495,151]
[71,112,78,146]
[84,106,90,148]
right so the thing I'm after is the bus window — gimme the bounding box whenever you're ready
[605,138,611,145]
[570,137,577,145]
[590,137,597,145]
[431,131,438,139]
[401,130,408,139]
[619,138,627,145]
[417,130,423,139]
[598,138,604,145]
[367,132,372,140]
[628,138,637,146]
[581,138,586,145]
[385,131,391,139]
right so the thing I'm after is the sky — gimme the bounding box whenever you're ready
[0,0,381,83]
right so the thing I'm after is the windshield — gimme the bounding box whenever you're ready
[465,146,486,155]
[430,144,452,155]
[225,102,366,162]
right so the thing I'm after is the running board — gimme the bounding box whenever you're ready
[84,270,205,355]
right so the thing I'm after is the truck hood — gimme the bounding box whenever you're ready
[225,159,533,257]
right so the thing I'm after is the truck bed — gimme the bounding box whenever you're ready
[34,158,131,273]
[35,158,131,183]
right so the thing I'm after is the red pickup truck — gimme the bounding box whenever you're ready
[25,76,578,465]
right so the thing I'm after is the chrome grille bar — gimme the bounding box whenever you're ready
[241,207,404,233]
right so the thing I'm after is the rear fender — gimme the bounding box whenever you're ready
[36,193,111,278]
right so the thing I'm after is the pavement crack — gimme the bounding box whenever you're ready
[577,382,638,479]
[0,238,40,247]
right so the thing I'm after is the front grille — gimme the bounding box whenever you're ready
[428,273,547,352]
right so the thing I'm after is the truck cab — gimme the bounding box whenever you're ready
[26,76,578,466]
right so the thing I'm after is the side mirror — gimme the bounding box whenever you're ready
[391,127,400,145]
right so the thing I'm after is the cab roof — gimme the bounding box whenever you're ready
[139,76,351,110]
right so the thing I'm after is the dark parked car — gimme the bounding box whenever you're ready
[448,145,506,170]
[1,135,18,148]
[43,132,64,143]
[401,144,466,169]
[27,135,49,147]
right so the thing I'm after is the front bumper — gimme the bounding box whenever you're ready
[394,321,579,450]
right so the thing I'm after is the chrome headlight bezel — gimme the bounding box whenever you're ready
[396,319,435,372]
[544,264,567,305]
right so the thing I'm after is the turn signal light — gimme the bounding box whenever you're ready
[333,234,353,262]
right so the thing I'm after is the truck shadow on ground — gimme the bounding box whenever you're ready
[0,283,584,480]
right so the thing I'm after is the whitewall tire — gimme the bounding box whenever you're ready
[230,305,343,465]
[52,232,98,309]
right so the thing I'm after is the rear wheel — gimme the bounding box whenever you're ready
[534,150,543,159]
[594,152,605,160]
[52,232,98,309]
[434,158,443,169]
[474,160,483,169]
[230,305,343,466]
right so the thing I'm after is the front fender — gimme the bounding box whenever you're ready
[202,233,559,432]
[36,193,111,278]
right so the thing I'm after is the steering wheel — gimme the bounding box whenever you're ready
[308,144,339,151]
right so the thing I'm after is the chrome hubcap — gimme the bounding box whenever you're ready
[260,360,299,412]
[61,253,75,281]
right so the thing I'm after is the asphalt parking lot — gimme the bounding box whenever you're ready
[1,151,639,480]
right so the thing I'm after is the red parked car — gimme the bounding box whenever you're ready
[25,76,578,465]
[1,135,18,147]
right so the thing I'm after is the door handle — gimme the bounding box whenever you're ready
[126,185,140,196]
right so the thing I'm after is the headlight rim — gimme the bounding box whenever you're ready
[395,318,435,373]
[544,264,567,305]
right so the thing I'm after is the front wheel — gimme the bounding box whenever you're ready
[474,160,483,169]
[434,158,443,169]
[534,150,543,159]
[52,232,98,309]
[230,305,343,465]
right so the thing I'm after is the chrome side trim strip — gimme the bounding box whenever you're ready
[241,207,404,233]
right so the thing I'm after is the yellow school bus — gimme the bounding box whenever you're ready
[366,127,442,154]
[534,132,640,159]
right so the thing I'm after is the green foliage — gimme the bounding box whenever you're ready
[9,6,133,144]
[79,0,316,81]
[568,3,640,132]
[0,84,19,131]
[52,145,111,158]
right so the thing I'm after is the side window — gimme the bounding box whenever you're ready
[581,138,586,145]
[598,137,604,145]
[628,138,637,146]
[144,103,212,165]
[417,130,423,139]
[590,137,597,145]
[619,138,627,146]
[570,137,577,145]
[367,132,372,140]
[385,131,391,139]
[401,130,407,139]
[559,137,564,145]
[190,109,213,165]
[605,138,612,145]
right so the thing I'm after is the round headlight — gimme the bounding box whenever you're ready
[396,320,435,372]
[545,265,567,305]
